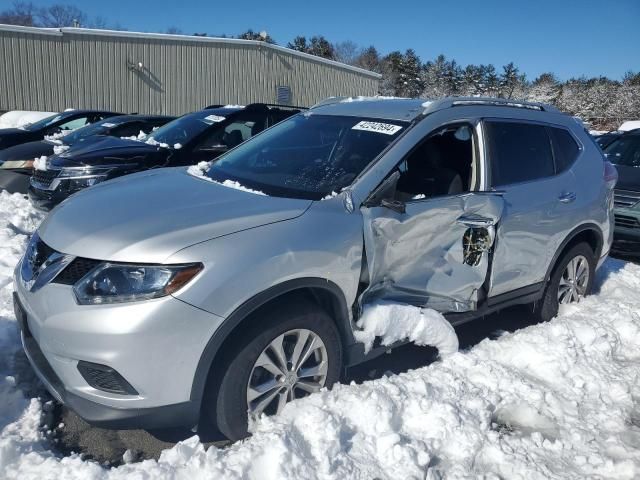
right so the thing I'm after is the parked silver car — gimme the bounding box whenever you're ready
[13,97,616,440]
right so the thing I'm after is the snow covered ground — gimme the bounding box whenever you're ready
[2,191,640,479]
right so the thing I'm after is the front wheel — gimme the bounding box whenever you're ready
[210,300,342,441]
[535,242,596,322]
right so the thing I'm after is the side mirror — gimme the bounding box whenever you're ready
[363,170,401,208]
[381,198,406,214]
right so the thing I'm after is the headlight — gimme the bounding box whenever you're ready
[59,174,108,190]
[73,262,203,305]
[1,160,33,169]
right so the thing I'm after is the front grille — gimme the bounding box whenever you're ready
[615,214,640,229]
[614,189,640,209]
[77,361,138,395]
[53,258,101,285]
[32,169,59,188]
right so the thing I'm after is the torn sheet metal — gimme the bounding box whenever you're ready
[360,193,504,313]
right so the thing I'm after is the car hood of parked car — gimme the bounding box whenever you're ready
[38,167,312,263]
[612,163,640,193]
[0,128,35,149]
[0,140,54,164]
[48,136,163,168]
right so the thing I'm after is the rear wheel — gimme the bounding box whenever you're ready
[208,300,342,441]
[535,242,595,322]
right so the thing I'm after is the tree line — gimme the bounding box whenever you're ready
[2,2,638,130]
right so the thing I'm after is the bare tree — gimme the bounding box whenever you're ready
[37,4,87,27]
[0,1,38,26]
[333,40,361,65]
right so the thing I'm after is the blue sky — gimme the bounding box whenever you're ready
[20,0,640,80]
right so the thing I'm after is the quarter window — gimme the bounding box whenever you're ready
[548,127,580,173]
[485,121,554,187]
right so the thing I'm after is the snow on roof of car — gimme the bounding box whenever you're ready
[619,120,640,132]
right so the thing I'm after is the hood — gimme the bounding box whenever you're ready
[0,128,33,149]
[49,136,162,168]
[0,140,53,164]
[613,163,640,192]
[38,168,312,263]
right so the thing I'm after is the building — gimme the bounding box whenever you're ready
[0,25,381,115]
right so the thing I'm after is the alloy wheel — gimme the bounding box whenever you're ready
[558,255,590,304]
[246,329,328,416]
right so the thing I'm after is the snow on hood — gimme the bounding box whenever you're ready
[33,156,47,171]
[188,161,266,195]
[37,168,310,263]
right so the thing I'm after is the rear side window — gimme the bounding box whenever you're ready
[485,121,554,187]
[548,127,580,173]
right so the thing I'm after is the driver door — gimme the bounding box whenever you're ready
[360,123,504,313]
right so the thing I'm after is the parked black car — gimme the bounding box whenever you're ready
[0,109,120,151]
[595,131,624,149]
[28,104,302,210]
[0,114,174,194]
[606,130,640,255]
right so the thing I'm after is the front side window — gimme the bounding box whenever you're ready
[604,135,640,167]
[485,121,554,187]
[204,114,407,199]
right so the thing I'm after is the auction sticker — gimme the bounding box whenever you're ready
[352,121,402,135]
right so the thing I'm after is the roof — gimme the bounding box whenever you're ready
[310,96,561,121]
[0,24,382,80]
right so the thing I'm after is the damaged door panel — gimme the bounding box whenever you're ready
[360,193,504,313]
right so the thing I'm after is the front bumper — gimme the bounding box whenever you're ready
[13,265,224,430]
[0,169,31,194]
[28,184,68,211]
[612,208,640,256]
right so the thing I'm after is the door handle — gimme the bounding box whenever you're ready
[558,192,576,204]
[456,214,496,228]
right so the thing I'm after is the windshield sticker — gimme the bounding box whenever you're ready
[352,121,402,135]
[101,122,117,128]
[204,114,226,124]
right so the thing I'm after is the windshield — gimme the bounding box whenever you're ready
[21,113,63,132]
[205,114,408,200]
[605,135,640,167]
[60,117,126,144]
[145,110,229,148]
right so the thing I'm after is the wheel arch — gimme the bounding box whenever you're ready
[189,277,354,406]
[545,223,603,281]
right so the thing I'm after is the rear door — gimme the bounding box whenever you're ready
[483,119,581,297]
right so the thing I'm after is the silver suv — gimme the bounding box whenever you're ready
[13,97,616,440]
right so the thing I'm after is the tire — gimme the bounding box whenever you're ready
[209,299,342,442]
[535,242,596,322]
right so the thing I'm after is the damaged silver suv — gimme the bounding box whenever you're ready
[14,97,616,441]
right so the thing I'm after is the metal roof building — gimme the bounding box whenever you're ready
[0,25,381,115]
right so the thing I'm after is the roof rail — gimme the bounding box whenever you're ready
[310,97,350,109]
[450,98,556,112]
[244,103,307,111]
[204,104,224,109]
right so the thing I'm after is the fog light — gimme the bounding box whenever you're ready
[77,361,138,395]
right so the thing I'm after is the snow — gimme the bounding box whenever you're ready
[52,145,69,155]
[321,191,339,200]
[32,156,47,171]
[173,143,182,150]
[354,301,459,357]
[340,95,405,103]
[43,131,72,143]
[0,111,56,130]
[619,121,640,132]
[120,130,147,141]
[187,162,266,195]
[145,137,169,148]
[2,194,640,478]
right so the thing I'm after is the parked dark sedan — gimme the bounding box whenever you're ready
[0,114,174,194]
[28,104,302,210]
[0,109,120,151]
[606,130,640,255]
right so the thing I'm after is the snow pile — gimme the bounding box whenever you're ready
[187,162,266,195]
[2,195,640,478]
[354,301,459,357]
[44,131,72,144]
[0,111,56,130]
[340,95,404,103]
[32,157,47,171]
[52,145,69,155]
[619,120,640,132]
